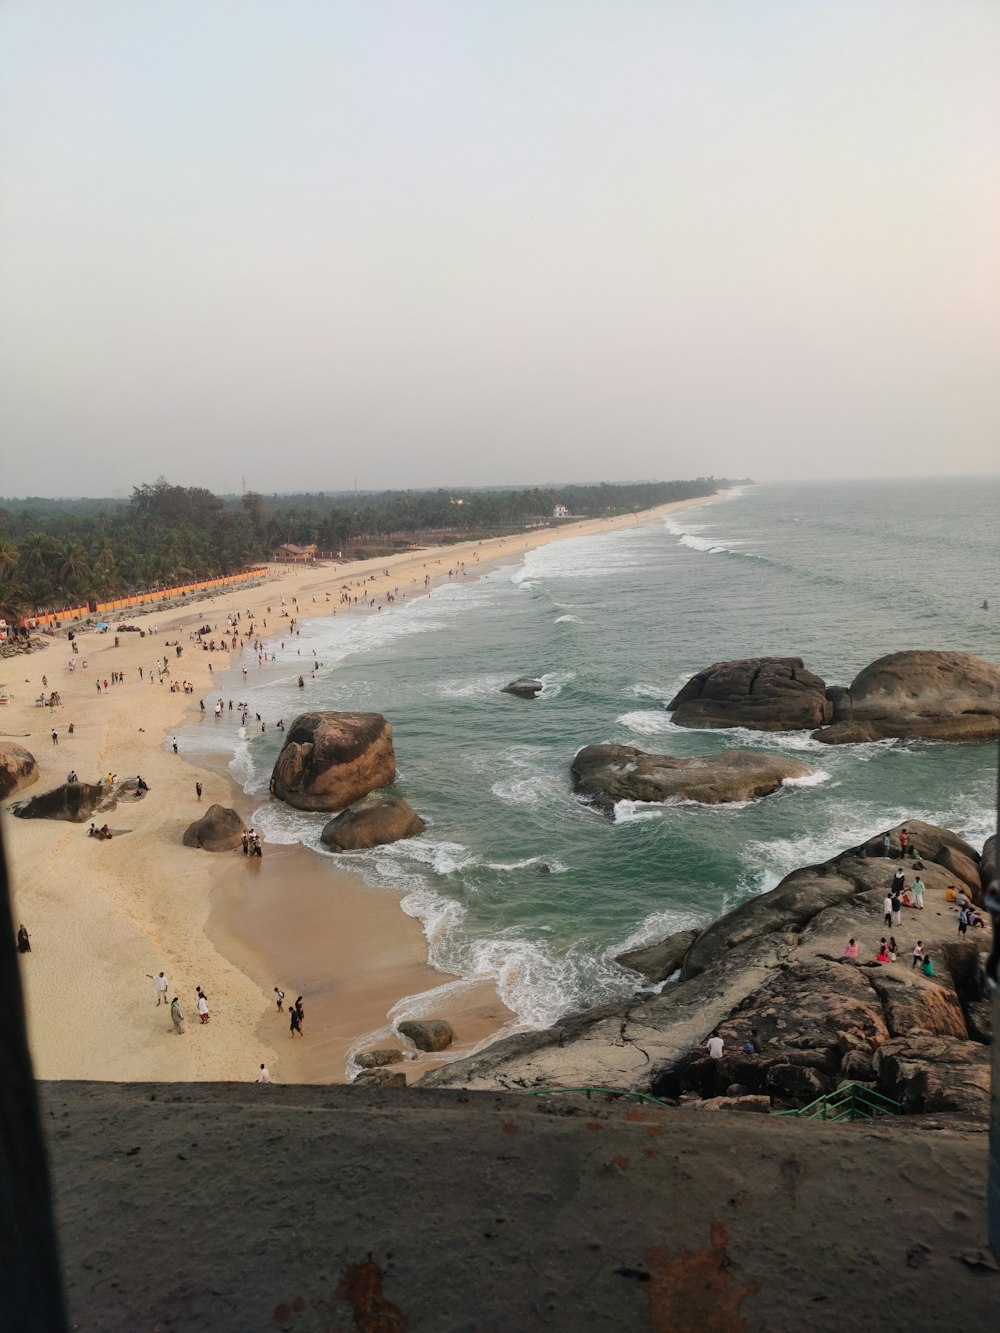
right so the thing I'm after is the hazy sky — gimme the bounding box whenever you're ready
[2,2,998,497]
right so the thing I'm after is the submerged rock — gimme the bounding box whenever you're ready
[813,650,1000,744]
[571,744,812,814]
[0,742,39,800]
[183,804,244,852]
[501,678,544,699]
[668,657,832,731]
[321,797,426,852]
[270,711,395,813]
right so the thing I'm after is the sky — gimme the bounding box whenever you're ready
[1,1,998,498]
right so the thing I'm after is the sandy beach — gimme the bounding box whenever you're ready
[2,495,720,1086]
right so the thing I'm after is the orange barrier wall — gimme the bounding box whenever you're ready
[27,568,270,627]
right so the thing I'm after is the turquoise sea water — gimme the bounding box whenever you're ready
[183,476,999,1032]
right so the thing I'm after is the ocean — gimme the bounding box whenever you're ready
[182,476,999,1042]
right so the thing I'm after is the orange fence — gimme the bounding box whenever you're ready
[25,567,270,627]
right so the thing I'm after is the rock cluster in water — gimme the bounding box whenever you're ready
[669,650,1000,744]
[571,744,813,813]
[419,820,992,1122]
[321,797,426,852]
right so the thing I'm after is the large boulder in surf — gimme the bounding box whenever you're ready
[0,742,39,800]
[270,711,396,813]
[501,677,544,699]
[571,744,813,815]
[12,781,106,823]
[398,1019,454,1052]
[320,797,426,852]
[183,804,244,852]
[668,657,832,731]
[813,650,1000,744]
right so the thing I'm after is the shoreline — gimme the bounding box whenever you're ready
[3,491,726,1085]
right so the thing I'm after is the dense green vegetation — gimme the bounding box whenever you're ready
[0,475,735,615]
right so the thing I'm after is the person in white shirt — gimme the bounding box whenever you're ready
[146,971,169,1006]
[256,1064,270,1084]
[705,1034,724,1060]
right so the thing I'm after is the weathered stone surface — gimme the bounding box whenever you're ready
[765,1064,831,1106]
[874,1035,991,1119]
[615,929,701,984]
[686,1095,771,1113]
[355,1048,405,1070]
[0,742,39,800]
[398,1019,454,1053]
[182,804,244,852]
[321,797,425,852]
[981,834,996,898]
[682,875,857,980]
[864,968,967,1040]
[270,711,395,813]
[501,678,543,699]
[813,650,1000,744]
[12,781,105,823]
[352,1068,407,1088]
[668,657,832,731]
[572,744,812,814]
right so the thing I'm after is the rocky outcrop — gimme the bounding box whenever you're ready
[0,742,39,800]
[270,711,395,813]
[501,678,543,699]
[320,797,425,852]
[813,650,1000,744]
[12,781,106,823]
[873,1035,990,1117]
[571,744,813,813]
[420,821,993,1121]
[355,1049,405,1070]
[979,834,995,899]
[615,929,701,984]
[668,658,832,731]
[182,804,244,852]
[398,1019,454,1053]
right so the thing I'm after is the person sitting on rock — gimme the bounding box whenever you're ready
[842,938,859,959]
[876,939,890,963]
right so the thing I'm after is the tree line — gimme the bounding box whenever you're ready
[0,475,737,616]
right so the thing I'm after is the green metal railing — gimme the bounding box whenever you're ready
[772,1082,901,1122]
[527,1085,674,1110]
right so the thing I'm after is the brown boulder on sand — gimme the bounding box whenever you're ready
[571,744,813,814]
[813,650,1000,744]
[398,1019,454,1052]
[668,657,832,731]
[0,741,39,800]
[270,711,396,813]
[320,797,426,852]
[183,804,244,852]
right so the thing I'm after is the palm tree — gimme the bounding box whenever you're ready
[0,537,18,586]
[60,541,91,587]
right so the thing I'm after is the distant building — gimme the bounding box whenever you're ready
[553,504,570,518]
[273,543,317,563]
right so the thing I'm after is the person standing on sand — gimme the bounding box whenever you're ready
[195,781,203,801]
[147,971,169,1005]
[290,1007,303,1038]
[170,997,185,1034]
[274,986,284,1012]
[294,996,304,1031]
[197,990,210,1024]
[51,729,58,746]
[256,1064,270,1083]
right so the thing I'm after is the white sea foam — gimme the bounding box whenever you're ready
[554,613,582,624]
[613,906,705,958]
[616,709,674,735]
[781,770,832,788]
[491,774,557,809]
[613,800,667,824]
[485,856,569,873]
[538,670,575,699]
[627,681,676,701]
[436,673,511,699]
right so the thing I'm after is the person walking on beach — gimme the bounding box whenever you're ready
[16,924,31,954]
[294,996,305,1032]
[195,781,203,801]
[170,996,185,1034]
[290,1006,303,1038]
[51,729,58,746]
[274,986,284,1012]
[256,1064,270,1083]
[197,989,210,1023]
[147,970,169,1005]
